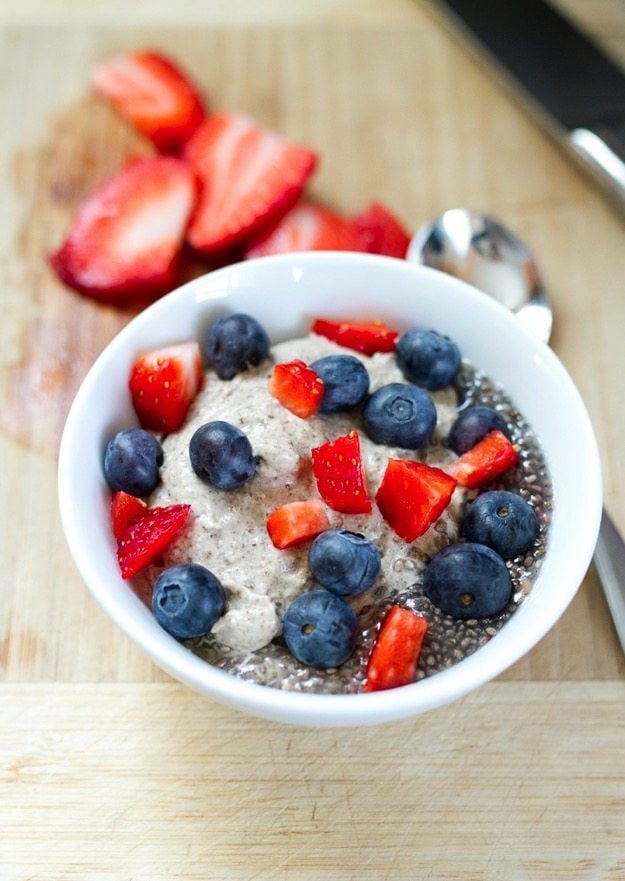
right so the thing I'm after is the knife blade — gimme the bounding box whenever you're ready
[431,0,625,212]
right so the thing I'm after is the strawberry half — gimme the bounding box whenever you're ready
[268,360,324,419]
[129,341,203,433]
[352,202,411,259]
[448,430,520,489]
[312,318,399,356]
[375,459,457,542]
[311,431,372,515]
[245,201,362,257]
[184,112,318,255]
[365,605,428,692]
[110,491,148,540]
[117,503,191,579]
[91,50,206,153]
[50,156,197,304]
[266,500,331,549]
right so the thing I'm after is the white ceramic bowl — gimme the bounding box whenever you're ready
[58,252,602,726]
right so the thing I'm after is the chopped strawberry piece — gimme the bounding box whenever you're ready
[117,503,191,579]
[448,430,520,489]
[245,201,362,257]
[110,491,148,540]
[311,431,372,515]
[312,318,399,356]
[91,50,206,153]
[365,605,428,692]
[184,112,318,255]
[50,156,197,304]
[266,500,330,549]
[352,202,411,258]
[129,341,203,432]
[375,459,457,542]
[268,360,324,419]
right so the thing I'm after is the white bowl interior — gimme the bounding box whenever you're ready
[58,253,602,726]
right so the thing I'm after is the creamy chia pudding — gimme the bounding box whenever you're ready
[102,314,552,695]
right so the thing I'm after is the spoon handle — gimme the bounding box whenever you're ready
[593,509,625,655]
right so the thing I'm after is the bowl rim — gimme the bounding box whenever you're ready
[58,251,603,726]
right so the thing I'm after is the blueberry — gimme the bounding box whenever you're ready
[363,382,436,448]
[189,421,256,490]
[308,529,381,597]
[283,589,359,668]
[103,429,163,497]
[202,313,270,380]
[447,405,511,454]
[152,563,225,639]
[309,355,370,414]
[423,542,512,619]
[396,327,461,390]
[463,491,538,559]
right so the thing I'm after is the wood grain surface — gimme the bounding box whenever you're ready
[2,1,625,878]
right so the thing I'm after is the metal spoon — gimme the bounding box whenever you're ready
[407,208,625,654]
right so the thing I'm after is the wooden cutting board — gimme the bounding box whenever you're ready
[2,2,625,879]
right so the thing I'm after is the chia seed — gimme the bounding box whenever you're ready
[188,359,552,693]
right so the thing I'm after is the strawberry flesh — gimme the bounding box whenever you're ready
[266,500,331,549]
[375,459,457,542]
[50,156,197,304]
[448,430,520,489]
[184,112,318,255]
[110,491,148,540]
[268,360,324,418]
[245,200,362,257]
[352,201,411,258]
[117,503,191,579]
[311,431,372,515]
[91,50,206,153]
[129,341,203,433]
[365,605,428,692]
[312,318,399,356]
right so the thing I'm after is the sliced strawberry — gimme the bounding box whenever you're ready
[117,503,191,579]
[312,318,399,356]
[311,431,372,515]
[50,156,197,304]
[266,500,330,549]
[365,605,428,692]
[91,50,206,153]
[129,341,203,433]
[111,491,148,540]
[245,200,362,257]
[352,202,411,258]
[375,459,457,542]
[184,112,318,255]
[448,430,520,489]
[268,360,324,419]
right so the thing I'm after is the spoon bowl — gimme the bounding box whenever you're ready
[408,209,553,343]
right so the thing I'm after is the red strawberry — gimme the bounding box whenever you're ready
[352,202,411,258]
[312,318,399,356]
[365,605,428,692]
[129,341,203,433]
[311,431,372,515]
[375,459,457,542]
[184,112,318,255]
[50,156,197,304]
[117,503,191,579]
[268,360,324,419]
[110,491,148,540]
[245,201,362,257]
[91,50,206,153]
[448,430,520,489]
[266,500,331,549]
